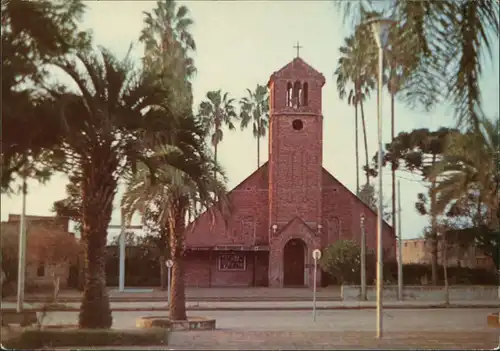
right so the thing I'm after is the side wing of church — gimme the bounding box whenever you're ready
[184,56,395,288]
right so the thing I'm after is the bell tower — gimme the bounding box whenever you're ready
[267,56,326,232]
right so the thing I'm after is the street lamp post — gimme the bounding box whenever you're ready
[365,16,396,339]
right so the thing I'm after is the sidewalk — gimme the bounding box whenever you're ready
[2,300,498,312]
[2,287,342,303]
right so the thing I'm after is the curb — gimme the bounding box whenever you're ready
[2,304,499,313]
[2,297,341,303]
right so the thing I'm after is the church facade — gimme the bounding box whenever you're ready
[184,57,395,288]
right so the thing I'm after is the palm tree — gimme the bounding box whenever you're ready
[1,0,90,192]
[383,24,420,251]
[334,0,499,130]
[44,47,175,328]
[140,0,196,108]
[121,130,231,320]
[197,90,238,178]
[433,117,500,229]
[240,84,269,169]
[334,28,376,189]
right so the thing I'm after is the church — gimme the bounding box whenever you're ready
[184,55,395,288]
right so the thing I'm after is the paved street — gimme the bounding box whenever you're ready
[37,309,498,349]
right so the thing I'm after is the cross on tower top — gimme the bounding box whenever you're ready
[293,41,303,58]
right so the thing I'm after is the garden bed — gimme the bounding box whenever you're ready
[2,327,168,349]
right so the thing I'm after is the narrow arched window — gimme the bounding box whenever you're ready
[302,82,309,106]
[292,81,301,108]
[286,82,293,107]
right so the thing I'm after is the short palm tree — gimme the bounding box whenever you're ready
[334,28,376,190]
[44,46,175,329]
[240,84,269,169]
[433,117,500,229]
[197,90,238,178]
[121,127,231,320]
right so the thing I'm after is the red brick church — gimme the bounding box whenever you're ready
[185,56,395,288]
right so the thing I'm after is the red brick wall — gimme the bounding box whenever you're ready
[268,114,323,224]
[321,171,396,258]
[184,252,269,287]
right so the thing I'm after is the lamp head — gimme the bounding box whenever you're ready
[364,17,396,49]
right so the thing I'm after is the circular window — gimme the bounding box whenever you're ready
[292,119,303,130]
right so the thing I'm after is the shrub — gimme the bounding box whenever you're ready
[384,263,498,285]
[3,328,168,349]
[320,240,372,284]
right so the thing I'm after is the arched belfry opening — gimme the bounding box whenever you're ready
[292,81,301,108]
[283,238,307,286]
[286,82,293,107]
[302,82,309,106]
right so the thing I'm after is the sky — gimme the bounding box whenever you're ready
[2,0,499,241]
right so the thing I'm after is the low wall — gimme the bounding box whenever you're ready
[341,285,500,301]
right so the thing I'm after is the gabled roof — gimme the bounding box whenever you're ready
[269,57,325,85]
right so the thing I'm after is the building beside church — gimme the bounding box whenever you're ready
[184,56,395,287]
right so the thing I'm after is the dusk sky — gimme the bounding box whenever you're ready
[2,1,499,240]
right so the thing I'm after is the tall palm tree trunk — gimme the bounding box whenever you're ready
[257,134,260,169]
[430,155,438,285]
[354,104,360,195]
[168,198,188,320]
[213,143,218,180]
[79,157,116,329]
[391,94,397,243]
[359,99,370,185]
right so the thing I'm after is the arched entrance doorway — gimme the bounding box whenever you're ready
[283,238,306,286]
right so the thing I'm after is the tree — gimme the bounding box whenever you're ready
[197,90,238,178]
[334,0,499,130]
[111,231,140,246]
[240,84,269,169]
[370,127,456,285]
[359,183,392,221]
[140,0,196,108]
[43,47,177,329]
[432,117,500,270]
[433,117,500,230]
[121,136,231,320]
[320,240,363,284]
[1,0,90,192]
[334,26,376,189]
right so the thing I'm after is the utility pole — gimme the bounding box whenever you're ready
[397,181,403,301]
[360,214,367,301]
[16,176,28,312]
[118,210,126,292]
